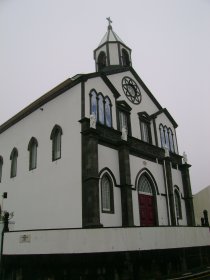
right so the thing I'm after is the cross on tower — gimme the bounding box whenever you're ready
[106,17,112,28]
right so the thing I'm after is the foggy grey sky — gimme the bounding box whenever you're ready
[0,0,209,194]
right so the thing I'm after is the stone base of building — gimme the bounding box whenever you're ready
[1,246,210,280]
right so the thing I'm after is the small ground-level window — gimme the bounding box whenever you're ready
[10,148,18,178]
[101,174,114,213]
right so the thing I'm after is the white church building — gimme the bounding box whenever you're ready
[0,21,209,279]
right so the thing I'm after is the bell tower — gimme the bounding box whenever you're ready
[94,18,132,72]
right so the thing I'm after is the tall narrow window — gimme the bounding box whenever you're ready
[119,111,128,132]
[10,148,18,178]
[90,90,98,121]
[122,49,130,66]
[174,189,182,220]
[101,174,114,213]
[164,126,170,150]
[105,97,112,127]
[168,128,175,153]
[28,137,38,170]
[117,101,132,136]
[138,113,151,143]
[0,156,3,182]
[159,124,165,148]
[98,94,105,124]
[50,125,63,161]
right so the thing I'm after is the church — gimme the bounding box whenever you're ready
[0,19,209,279]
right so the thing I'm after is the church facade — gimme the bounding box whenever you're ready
[0,21,209,279]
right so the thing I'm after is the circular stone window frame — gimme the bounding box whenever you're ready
[122,76,142,105]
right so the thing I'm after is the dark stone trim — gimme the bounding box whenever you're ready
[81,120,102,228]
[118,141,134,226]
[117,42,122,66]
[129,67,162,111]
[106,43,110,66]
[180,164,195,226]
[94,41,132,53]
[164,158,176,226]
[152,117,158,146]
[151,108,178,129]
[174,129,179,155]
[81,80,85,119]
[100,74,120,99]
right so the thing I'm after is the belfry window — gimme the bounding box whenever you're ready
[0,156,3,182]
[28,137,38,170]
[10,148,18,178]
[122,49,130,66]
[101,173,114,213]
[50,125,63,161]
[90,90,112,127]
[98,51,106,71]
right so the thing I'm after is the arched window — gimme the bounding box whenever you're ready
[98,51,106,71]
[0,156,3,182]
[98,94,104,124]
[90,90,112,128]
[101,173,114,213]
[105,97,112,127]
[174,189,182,220]
[164,126,170,150]
[50,125,63,161]
[10,148,18,178]
[28,137,38,170]
[159,124,165,148]
[168,128,175,153]
[90,90,98,121]
[122,49,130,66]
[139,175,153,194]
[138,112,151,144]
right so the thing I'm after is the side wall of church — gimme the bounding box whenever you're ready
[0,84,82,230]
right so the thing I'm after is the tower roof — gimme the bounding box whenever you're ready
[98,18,125,47]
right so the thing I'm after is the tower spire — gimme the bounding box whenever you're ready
[106,17,112,30]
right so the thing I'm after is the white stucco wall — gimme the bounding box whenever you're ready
[193,186,210,226]
[4,227,210,255]
[0,85,82,230]
[98,145,122,227]
[172,167,187,225]
[107,71,159,140]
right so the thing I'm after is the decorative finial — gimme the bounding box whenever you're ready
[106,17,112,30]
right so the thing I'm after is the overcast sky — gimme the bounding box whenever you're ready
[0,0,209,194]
